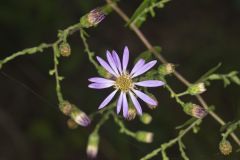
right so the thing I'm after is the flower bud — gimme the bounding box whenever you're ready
[59,101,72,116]
[140,113,152,125]
[187,83,206,95]
[158,63,175,75]
[70,106,91,127]
[67,119,78,129]
[59,42,71,57]
[126,107,137,121]
[183,103,207,119]
[136,131,154,143]
[80,8,105,28]
[87,132,99,159]
[219,140,232,155]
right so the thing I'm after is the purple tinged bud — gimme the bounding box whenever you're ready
[126,107,137,121]
[87,8,105,26]
[87,132,99,159]
[184,103,207,118]
[70,105,91,127]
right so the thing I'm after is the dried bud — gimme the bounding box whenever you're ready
[70,106,91,127]
[59,42,71,57]
[158,63,175,75]
[87,132,99,159]
[140,113,152,125]
[67,119,78,129]
[59,101,72,115]
[126,107,137,121]
[219,140,232,155]
[136,131,154,143]
[187,83,206,95]
[80,8,105,28]
[184,103,207,118]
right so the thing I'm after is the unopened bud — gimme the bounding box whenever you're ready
[140,113,152,125]
[87,132,99,159]
[80,8,105,28]
[59,101,72,115]
[136,131,154,143]
[187,83,206,95]
[67,119,78,129]
[70,106,91,127]
[158,63,175,75]
[219,140,232,155]
[184,103,207,118]
[126,107,137,121]
[59,42,71,57]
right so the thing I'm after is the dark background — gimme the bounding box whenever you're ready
[0,0,240,159]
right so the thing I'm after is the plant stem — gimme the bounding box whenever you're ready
[105,0,240,146]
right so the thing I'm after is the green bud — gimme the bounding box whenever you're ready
[219,140,232,156]
[183,103,207,119]
[187,83,206,95]
[136,131,153,143]
[158,63,175,75]
[59,42,71,57]
[140,113,152,125]
[87,132,100,158]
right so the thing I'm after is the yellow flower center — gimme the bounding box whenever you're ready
[115,74,133,92]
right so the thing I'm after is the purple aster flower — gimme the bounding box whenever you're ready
[88,46,165,118]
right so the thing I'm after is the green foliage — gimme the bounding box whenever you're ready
[206,71,240,87]
[128,0,170,27]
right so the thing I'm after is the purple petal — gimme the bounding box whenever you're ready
[132,60,157,78]
[117,92,123,114]
[122,92,128,118]
[135,80,165,87]
[122,46,129,72]
[96,56,117,77]
[130,59,145,75]
[112,50,122,73]
[106,51,120,76]
[88,83,114,89]
[88,77,115,84]
[99,90,118,109]
[132,89,157,106]
[129,91,142,115]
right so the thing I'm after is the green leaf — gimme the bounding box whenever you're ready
[128,0,170,28]
[196,63,222,82]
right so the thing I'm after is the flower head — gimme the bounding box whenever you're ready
[88,46,165,118]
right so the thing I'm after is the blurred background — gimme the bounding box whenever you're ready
[0,0,240,159]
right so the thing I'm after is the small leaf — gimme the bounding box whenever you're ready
[49,69,55,75]
[196,63,222,82]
